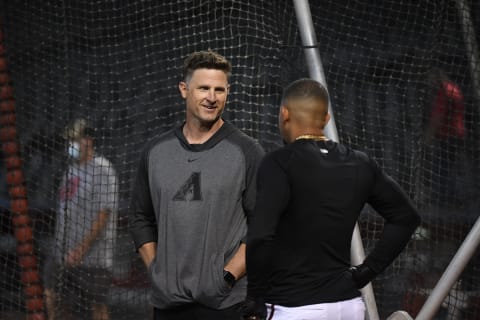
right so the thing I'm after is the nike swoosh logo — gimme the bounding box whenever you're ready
[187,158,199,162]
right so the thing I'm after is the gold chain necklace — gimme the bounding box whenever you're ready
[295,134,328,141]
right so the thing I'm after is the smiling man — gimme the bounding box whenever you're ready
[129,50,265,320]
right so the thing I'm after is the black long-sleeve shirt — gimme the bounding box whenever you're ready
[246,139,420,307]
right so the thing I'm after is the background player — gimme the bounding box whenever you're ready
[44,118,118,320]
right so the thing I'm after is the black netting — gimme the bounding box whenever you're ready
[0,1,479,319]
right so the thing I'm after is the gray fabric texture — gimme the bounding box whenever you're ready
[130,122,264,310]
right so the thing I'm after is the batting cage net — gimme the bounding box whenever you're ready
[0,1,479,319]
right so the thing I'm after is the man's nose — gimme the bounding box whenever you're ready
[206,89,216,101]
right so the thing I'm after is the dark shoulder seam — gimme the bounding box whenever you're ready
[137,127,177,173]
[142,127,176,154]
[224,126,264,160]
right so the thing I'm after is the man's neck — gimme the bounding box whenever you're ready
[183,119,224,144]
[289,128,326,143]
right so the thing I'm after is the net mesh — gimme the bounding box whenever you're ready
[0,0,479,319]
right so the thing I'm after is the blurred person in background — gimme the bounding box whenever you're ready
[44,118,118,320]
[424,68,465,209]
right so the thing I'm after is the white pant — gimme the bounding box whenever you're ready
[266,297,365,320]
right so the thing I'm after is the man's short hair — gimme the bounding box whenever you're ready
[182,50,232,82]
[281,78,329,106]
[63,118,95,140]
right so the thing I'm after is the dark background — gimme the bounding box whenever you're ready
[0,1,479,319]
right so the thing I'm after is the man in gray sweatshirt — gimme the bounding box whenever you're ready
[129,50,265,319]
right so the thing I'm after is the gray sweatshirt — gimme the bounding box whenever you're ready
[130,122,265,309]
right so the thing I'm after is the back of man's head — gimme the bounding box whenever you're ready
[281,78,329,107]
[182,50,232,82]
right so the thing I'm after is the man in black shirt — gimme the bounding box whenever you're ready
[241,79,421,320]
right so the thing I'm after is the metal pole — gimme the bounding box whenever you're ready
[291,0,339,142]
[415,216,480,320]
[292,1,379,320]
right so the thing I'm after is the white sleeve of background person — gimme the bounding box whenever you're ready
[84,155,119,270]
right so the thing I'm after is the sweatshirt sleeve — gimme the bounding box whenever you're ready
[239,140,265,243]
[129,147,158,251]
[363,158,421,274]
[243,141,265,217]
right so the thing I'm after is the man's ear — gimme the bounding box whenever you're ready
[325,112,331,126]
[179,81,188,98]
[280,105,289,122]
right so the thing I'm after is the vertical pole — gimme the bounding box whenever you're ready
[291,0,338,142]
[292,1,380,320]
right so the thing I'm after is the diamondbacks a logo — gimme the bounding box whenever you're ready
[172,172,202,201]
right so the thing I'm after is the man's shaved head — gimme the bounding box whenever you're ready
[279,79,330,141]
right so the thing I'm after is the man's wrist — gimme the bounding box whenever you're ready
[223,269,236,288]
[349,263,377,289]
